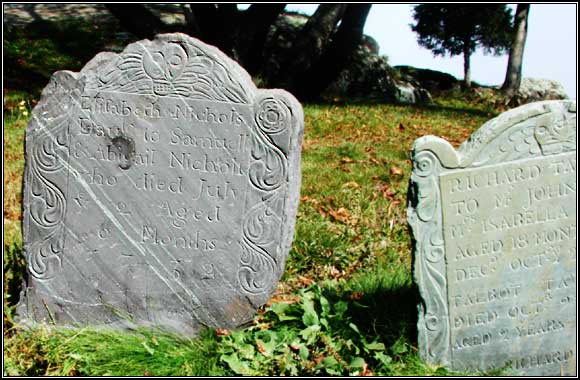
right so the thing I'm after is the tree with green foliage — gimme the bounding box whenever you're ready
[411,4,513,88]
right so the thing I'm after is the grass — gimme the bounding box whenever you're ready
[3,14,509,377]
[4,325,224,376]
[3,98,500,376]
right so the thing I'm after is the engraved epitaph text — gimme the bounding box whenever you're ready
[17,34,304,336]
[408,100,576,376]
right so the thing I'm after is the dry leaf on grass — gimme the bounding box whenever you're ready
[215,328,230,336]
[300,195,319,205]
[376,184,396,200]
[289,342,301,351]
[340,157,356,164]
[257,341,266,355]
[328,207,359,226]
[361,363,374,376]
[342,181,360,189]
[390,166,403,176]
[297,275,314,287]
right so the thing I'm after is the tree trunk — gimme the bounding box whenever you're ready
[105,4,169,39]
[278,4,346,87]
[294,4,372,100]
[105,4,373,100]
[501,4,530,96]
[238,4,286,75]
[187,4,240,59]
[462,44,472,89]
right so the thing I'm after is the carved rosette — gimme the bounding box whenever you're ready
[238,95,292,303]
[408,100,576,368]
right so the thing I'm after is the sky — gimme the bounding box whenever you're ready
[283,3,577,98]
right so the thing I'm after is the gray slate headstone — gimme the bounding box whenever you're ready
[407,100,576,376]
[16,33,304,336]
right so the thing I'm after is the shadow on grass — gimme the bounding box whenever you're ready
[4,242,27,332]
[319,262,421,352]
[335,282,421,360]
[303,96,496,119]
[3,17,128,95]
[348,282,420,346]
[419,102,497,118]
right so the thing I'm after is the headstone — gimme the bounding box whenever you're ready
[16,33,304,336]
[408,100,576,376]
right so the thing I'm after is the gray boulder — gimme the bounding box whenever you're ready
[515,77,569,103]
[395,65,460,92]
[393,80,432,104]
[264,12,431,104]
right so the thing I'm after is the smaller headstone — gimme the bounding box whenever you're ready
[408,100,576,376]
[16,33,304,336]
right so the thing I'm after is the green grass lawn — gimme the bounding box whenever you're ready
[3,18,510,376]
[4,94,504,376]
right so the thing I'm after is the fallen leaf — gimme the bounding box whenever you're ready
[390,166,403,176]
[342,181,360,189]
[257,341,266,355]
[215,328,230,336]
[340,157,356,164]
[314,354,325,365]
[267,294,300,305]
[349,292,363,301]
[361,363,374,376]
[328,207,351,223]
[325,265,347,280]
[377,184,395,199]
[298,275,314,286]
[300,195,319,205]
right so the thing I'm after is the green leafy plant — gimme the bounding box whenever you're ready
[218,284,392,376]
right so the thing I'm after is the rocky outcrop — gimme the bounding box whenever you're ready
[392,80,432,104]
[325,43,398,100]
[264,12,431,104]
[515,78,569,103]
[395,65,460,92]
[324,39,432,103]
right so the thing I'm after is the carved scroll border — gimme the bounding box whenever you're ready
[23,73,77,280]
[238,92,297,305]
